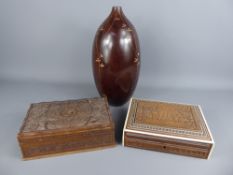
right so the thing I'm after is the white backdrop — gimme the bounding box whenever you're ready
[0,1,233,175]
[0,0,233,89]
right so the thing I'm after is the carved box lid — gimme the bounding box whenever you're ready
[19,97,114,136]
[123,98,214,144]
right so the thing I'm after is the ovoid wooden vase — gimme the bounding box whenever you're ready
[92,6,140,106]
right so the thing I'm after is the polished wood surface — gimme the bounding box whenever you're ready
[93,6,140,106]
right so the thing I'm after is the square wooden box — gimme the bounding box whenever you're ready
[17,97,115,160]
[123,98,214,159]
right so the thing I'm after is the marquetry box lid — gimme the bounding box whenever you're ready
[18,97,115,160]
[123,98,214,159]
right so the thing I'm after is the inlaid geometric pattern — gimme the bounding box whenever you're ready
[126,99,212,141]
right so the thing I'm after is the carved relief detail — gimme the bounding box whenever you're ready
[22,98,110,132]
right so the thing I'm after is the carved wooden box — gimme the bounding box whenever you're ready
[123,98,214,159]
[18,97,115,160]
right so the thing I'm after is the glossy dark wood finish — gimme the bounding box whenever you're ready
[92,6,140,106]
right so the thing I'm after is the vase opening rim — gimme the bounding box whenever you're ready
[112,6,122,11]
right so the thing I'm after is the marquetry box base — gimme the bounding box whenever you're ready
[18,97,115,160]
[123,98,214,159]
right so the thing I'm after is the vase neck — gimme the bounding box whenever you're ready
[110,6,124,19]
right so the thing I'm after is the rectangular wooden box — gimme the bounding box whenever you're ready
[123,98,214,159]
[18,97,115,160]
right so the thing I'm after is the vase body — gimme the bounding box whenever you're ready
[92,6,140,106]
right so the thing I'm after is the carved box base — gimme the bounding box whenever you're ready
[123,98,214,159]
[18,97,115,160]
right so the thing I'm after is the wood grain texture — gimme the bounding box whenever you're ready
[123,98,214,159]
[18,97,115,160]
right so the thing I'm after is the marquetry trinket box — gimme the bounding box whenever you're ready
[18,97,115,160]
[123,98,214,159]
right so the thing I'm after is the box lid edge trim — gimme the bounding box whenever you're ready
[122,98,133,146]
[124,128,214,144]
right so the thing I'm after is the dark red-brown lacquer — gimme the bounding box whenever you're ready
[92,6,140,106]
